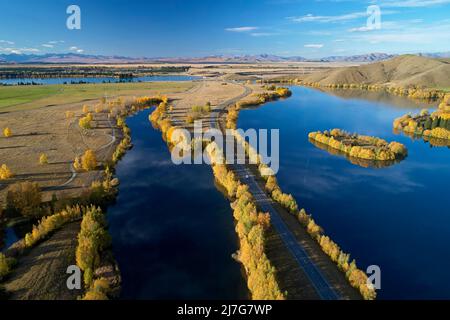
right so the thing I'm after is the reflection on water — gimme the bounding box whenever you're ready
[393,129,450,148]
[308,138,403,168]
[107,109,247,300]
[318,88,436,110]
[238,86,450,299]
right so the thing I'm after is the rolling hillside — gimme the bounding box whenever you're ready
[300,55,450,89]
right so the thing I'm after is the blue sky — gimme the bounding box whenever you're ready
[0,0,449,58]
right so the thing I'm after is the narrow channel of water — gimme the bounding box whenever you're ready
[107,109,247,299]
[237,86,450,299]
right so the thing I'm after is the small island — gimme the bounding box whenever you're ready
[393,94,450,143]
[308,129,408,163]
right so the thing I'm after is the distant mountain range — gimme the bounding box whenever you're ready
[0,52,449,64]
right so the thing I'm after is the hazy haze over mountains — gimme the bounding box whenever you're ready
[0,52,449,64]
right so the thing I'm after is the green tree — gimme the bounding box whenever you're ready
[431,117,439,129]
[424,117,432,130]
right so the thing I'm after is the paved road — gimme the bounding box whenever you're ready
[213,82,341,300]
[231,164,340,300]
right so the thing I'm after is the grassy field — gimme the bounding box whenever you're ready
[0,81,194,112]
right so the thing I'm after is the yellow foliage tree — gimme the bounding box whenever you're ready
[81,150,97,171]
[73,156,82,171]
[3,127,12,137]
[0,164,13,180]
[82,105,90,113]
[39,153,48,165]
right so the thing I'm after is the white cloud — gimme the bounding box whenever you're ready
[0,47,40,54]
[289,12,367,23]
[250,32,279,37]
[289,10,396,23]
[379,0,450,7]
[42,44,54,48]
[69,46,84,53]
[346,19,450,45]
[225,26,259,32]
[349,26,372,32]
[0,40,14,45]
[304,44,324,48]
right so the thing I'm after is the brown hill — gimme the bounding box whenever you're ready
[301,55,450,88]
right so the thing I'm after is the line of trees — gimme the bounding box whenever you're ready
[309,129,407,161]
[24,205,83,248]
[262,171,376,300]
[75,206,111,298]
[301,81,446,101]
[226,87,292,129]
[230,129,376,299]
[208,145,285,300]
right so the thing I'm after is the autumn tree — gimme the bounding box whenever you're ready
[39,153,48,165]
[82,105,90,113]
[81,150,97,171]
[73,156,82,171]
[79,116,92,129]
[3,127,12,138]
[6,181,42,217]
[0,164,13,180]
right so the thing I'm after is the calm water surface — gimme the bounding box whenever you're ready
[237,86,450,299]
[107,109,247,299]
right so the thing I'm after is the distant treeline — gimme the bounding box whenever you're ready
[299,81,447,101]
[0,66,190,79]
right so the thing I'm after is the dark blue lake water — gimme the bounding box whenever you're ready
[107,109,247,299]
[237,86,450,299]
[0,75,197,85]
